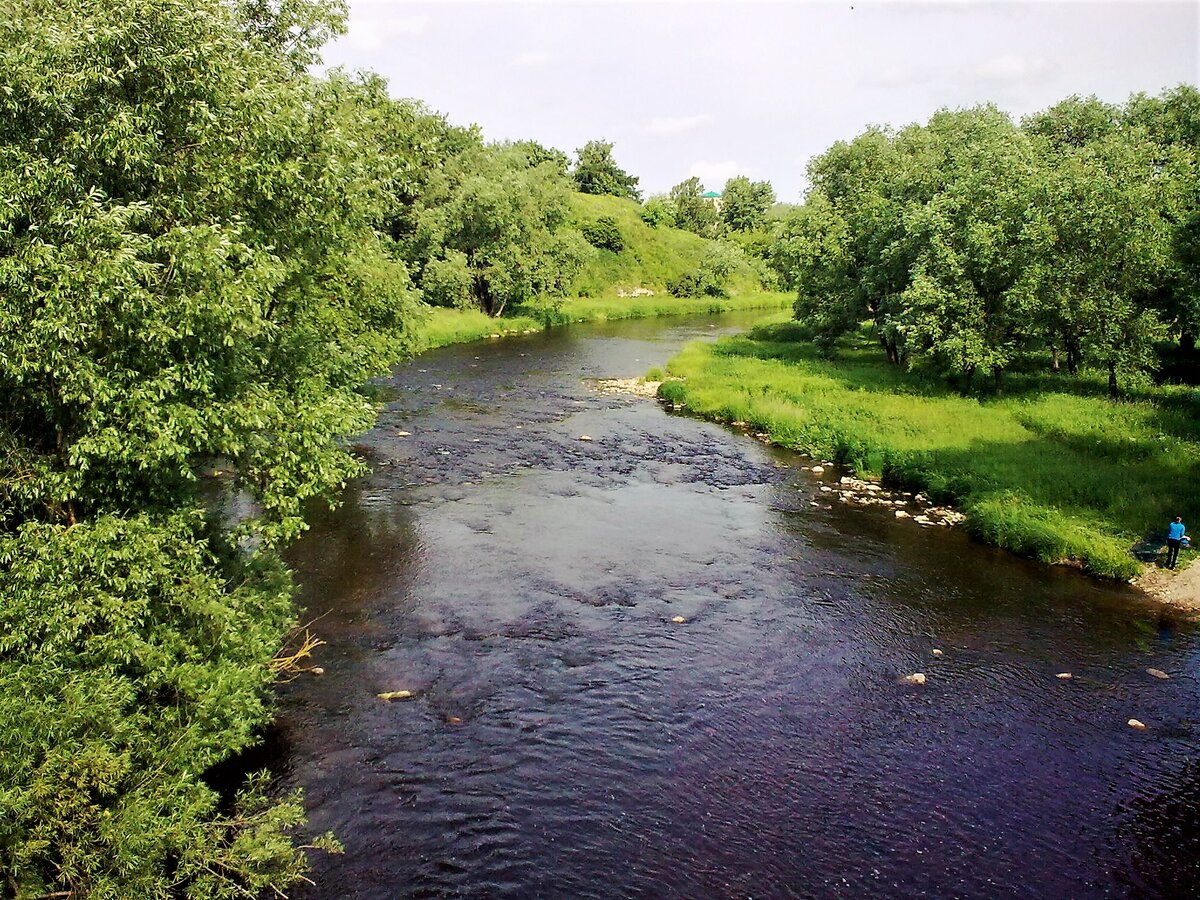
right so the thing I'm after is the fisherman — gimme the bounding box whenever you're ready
[1165,516,1186,570]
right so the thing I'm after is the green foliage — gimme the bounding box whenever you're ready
[581,215,625,252]
[640,195,677,228]
[566,193,755,299]
[0,0,418,893]
[720,176,775,232]
[785,88,1198,394]
[663,324,1200,579]
[669,177,721,238]
[0,514,341,897]
[571,140,641,201]
[421,250,475,309]
[413,149,592,316]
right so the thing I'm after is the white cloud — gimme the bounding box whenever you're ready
[971,54,1053,84]
[645,113,716,135]
[512,50,555,68]
[687,160,745,190]
[340,14,429,52]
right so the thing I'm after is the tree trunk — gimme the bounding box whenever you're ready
[1107,361,1119,398]
[1182,330,1197,355]
[1051,347,1060,372]
[992,365,1004,395]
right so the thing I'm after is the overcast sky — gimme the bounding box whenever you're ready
[322,1,1199,201]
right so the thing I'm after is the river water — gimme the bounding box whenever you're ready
[278,312,1200,899]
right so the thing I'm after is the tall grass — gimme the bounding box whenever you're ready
[515,291,793,327]
[660,322,1200,580]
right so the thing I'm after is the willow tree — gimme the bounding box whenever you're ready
[0,0,419,895]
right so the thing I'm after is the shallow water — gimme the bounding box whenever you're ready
[278,312,1200,899]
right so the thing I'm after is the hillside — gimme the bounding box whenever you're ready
[567,193,760,298]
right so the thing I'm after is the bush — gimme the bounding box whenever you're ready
[640,196,676,229]
[581,216,625,252]
[421,250,475,308]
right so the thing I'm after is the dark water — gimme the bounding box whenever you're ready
[279,312,1200,899]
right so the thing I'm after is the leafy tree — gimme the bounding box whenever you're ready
[668,177,720,237]
[0,0,418,893]
[504,139,572,177]
[640,195,676,228]
[415,150,592,315]
[571,140,641,200]
[720,176,776,232]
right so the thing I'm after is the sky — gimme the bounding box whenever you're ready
[322,0,1200,202]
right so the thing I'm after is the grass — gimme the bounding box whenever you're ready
[412,307,544,352]
[659,318,1200,580]
[568,193,761,297]
[513,291,793,326]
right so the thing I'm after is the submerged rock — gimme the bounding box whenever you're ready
[1147,668,1170,680]
[811,465,825,474]
[671,615,687,624]
[1128,718,1148,730]
[578,434,593,441]
[1056,672,1073,680]
[377,690,415,701]
[931,649,943,657]
[894,510,910,519]
[901,673,927,685]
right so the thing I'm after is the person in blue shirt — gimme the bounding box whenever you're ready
[1165,517,1186,569]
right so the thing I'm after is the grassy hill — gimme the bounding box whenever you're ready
[566,193,760,298]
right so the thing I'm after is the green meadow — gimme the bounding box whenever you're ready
[660,319,1200,580]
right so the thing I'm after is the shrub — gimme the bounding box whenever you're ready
[421,250,475,308]
[581,216,625,252]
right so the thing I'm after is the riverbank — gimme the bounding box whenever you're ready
[658,319,1199,582]
[413,291,793,352]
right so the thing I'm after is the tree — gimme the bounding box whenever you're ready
[415,149,592,315]
[571,139,641,200]
[0,0,418,893]
[720,176,775,232]
[668,177,720,237]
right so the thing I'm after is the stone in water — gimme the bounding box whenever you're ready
[578,434,593,441]
[901,673,926,685]
[811,465,825,474]
[931,649,943,657]
[377,690,414,701]
[1056,672,1073,680]
[671,615,687,624]
[1147,668,1169,680]
[1127,718,1147,730]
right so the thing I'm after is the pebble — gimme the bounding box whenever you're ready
[894,510,910,519]
[1128,718,1147,730]
[578,435,593,441]
[671,615,687,624]
[377,690,414,701]
[310,666,325,676]
[447,716,463,726]
[1056,672,1073,680]
[901,673,926,685]
[811,465,825,474]
[396,430,412,437]
[1147,668,1170,680]
[931,649,943,657]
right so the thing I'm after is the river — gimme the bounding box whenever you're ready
[276,311,1200,899]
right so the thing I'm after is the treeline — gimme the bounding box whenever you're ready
[769,88,1200,395]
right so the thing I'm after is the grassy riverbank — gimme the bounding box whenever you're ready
[414,292,794,351]
[660,319,1200,580]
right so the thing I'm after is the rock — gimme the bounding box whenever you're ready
[377,690,414,701]
[820,485,833,492]
[894,510,910,518]
[1056,672,1073,680]
[811,465,824,474]
[671,615,687,624]
[931,649,943,657]
[1147,668,1170,680]
[901,673,926,685]
[447,716,463,725]
[311,666,326,676]
[1127,718,1147,730]
[578,434,593,441]
[396,430,412,437]
[840,476,852,484]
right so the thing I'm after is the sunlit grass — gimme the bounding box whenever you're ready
[660,323,1200,580]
